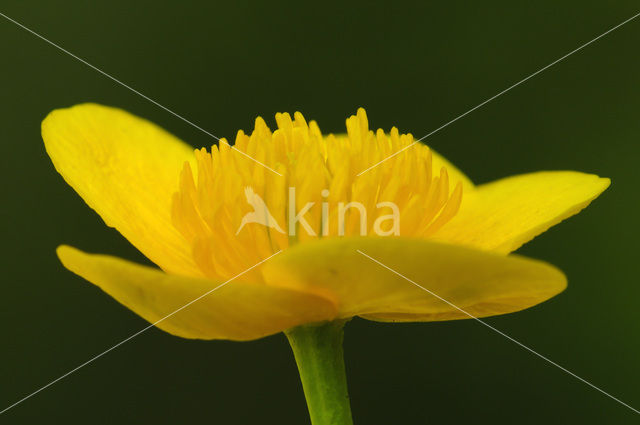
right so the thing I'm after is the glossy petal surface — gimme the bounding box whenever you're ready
[43,104,199,276]
[58,245,338,340]
[432,171,610,253]
[262,237,566,321]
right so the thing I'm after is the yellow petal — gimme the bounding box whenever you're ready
[42,103,199,276]
[57,245,338,341]
[431,171,610,253]
[261,237,566,321]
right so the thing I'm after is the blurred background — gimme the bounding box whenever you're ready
[1,1,639,423]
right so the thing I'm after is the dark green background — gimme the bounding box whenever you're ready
[1,1,638,423]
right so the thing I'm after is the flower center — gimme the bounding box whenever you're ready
[171,108,462,280]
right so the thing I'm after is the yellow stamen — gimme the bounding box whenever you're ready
[171,108,463,280]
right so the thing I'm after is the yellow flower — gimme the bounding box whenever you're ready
[43,103,609,341]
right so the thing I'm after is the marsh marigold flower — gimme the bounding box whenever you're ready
[43,104,609,341]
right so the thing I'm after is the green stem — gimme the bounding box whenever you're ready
[285,320,354,425]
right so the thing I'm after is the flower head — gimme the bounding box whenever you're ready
[43,103,609,340]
